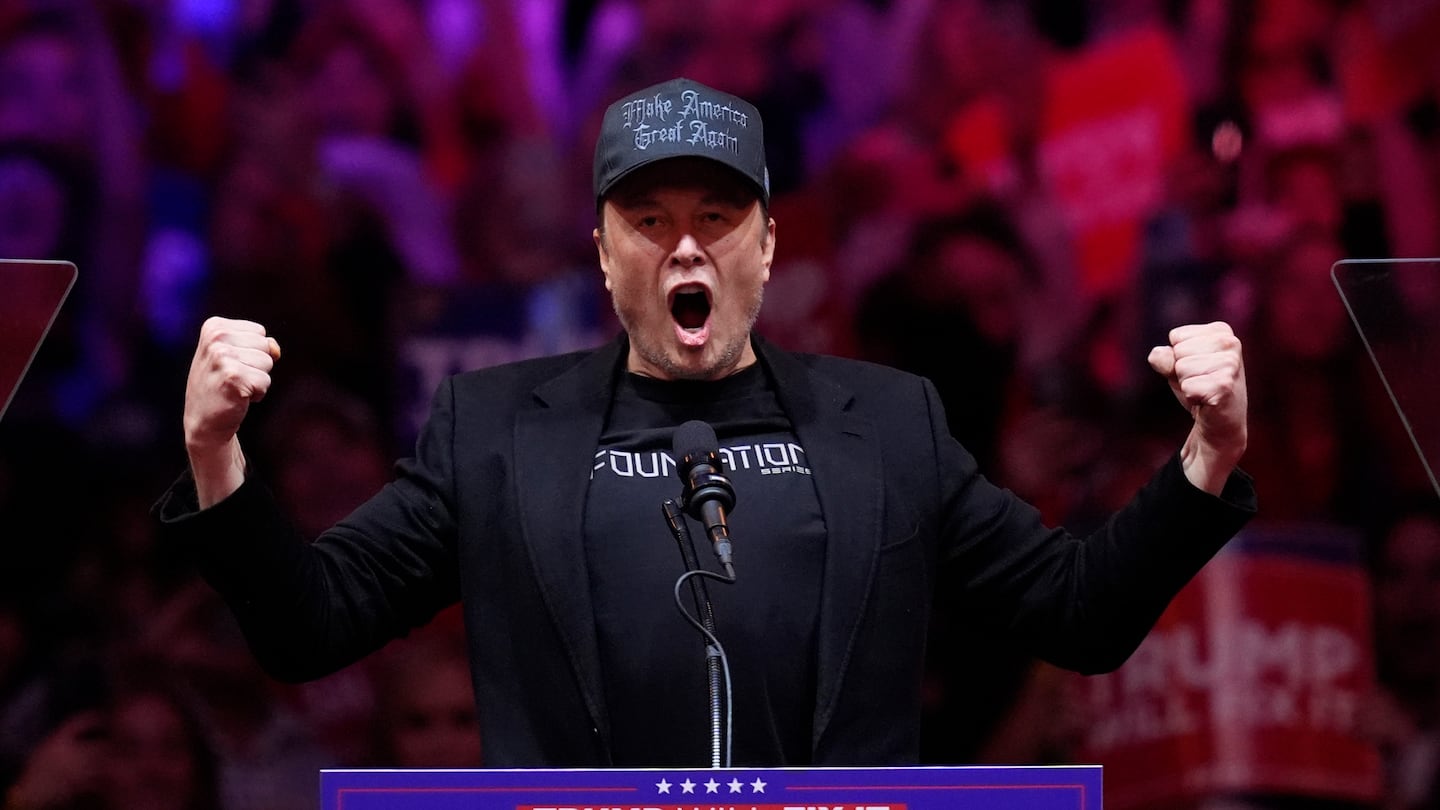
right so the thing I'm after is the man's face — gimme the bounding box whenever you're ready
[595,159,774,380]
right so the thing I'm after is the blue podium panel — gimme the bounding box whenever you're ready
[322,766,1101,810]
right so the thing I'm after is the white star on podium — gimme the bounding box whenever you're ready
[750,777,767,793]
[681,779,696,794]
[704,779,720,793]
[728,778,744,793]
[656,779,672,794]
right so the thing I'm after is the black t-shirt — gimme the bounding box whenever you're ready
[583,363,827,766]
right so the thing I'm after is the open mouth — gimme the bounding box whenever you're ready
[671,289,711,331]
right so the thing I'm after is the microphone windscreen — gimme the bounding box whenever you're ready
[673,420,719,463]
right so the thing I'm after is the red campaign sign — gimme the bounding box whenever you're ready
[1035,26,1189,297]
[1079,526,1382,808]
[942,26,1190,298]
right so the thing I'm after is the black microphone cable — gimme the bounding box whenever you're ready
[663,420,739,768]
[663,499,735,769]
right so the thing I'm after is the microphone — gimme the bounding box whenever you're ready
[673,420,736,575]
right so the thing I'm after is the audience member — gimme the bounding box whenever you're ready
[1367,503,1440,809]
[368,622,481,768]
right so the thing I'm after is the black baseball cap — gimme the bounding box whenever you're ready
[593,77,770,208]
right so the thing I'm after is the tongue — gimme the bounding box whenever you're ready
[674,320,710,347]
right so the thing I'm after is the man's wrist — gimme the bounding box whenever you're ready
[186,436,247,509]
[1179,430,1244,496]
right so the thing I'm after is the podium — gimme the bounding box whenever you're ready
[1333,258,1440,498]
[0,258,76,421]
[321,766,1101,810]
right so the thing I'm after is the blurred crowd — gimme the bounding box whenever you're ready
[2,0,1440,808]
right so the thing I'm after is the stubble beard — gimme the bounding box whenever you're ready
[615,286,764,381]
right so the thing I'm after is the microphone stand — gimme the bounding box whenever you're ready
[663,499,733,768]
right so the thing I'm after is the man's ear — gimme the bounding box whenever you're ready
[593,227,613,291]
[760,216,776,283]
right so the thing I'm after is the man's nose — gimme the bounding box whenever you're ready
[670,233,705,267]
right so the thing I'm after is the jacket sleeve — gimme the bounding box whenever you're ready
[153,377,463,682]
[925,378,1256,673]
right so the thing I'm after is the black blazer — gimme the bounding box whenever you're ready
[158,334,1255,766]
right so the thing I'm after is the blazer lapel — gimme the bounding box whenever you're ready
[756,339,884,755]
[513,335,626,755]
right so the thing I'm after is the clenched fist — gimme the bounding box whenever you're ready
[1147,321,1248,495]
[183,317,282,507]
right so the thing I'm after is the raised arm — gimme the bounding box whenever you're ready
[162,318,461,682]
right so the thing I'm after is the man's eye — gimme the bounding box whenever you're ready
[638,216,660,228]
